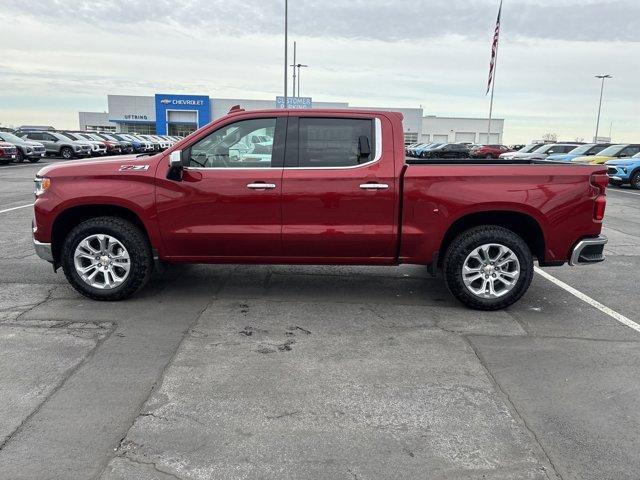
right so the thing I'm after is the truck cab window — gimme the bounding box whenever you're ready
[298,118,374,167]
[188,118,276,168]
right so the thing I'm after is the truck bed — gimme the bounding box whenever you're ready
[405,157,559,165]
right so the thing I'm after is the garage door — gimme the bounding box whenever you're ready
[455,132,476,143]
[432,135,449,143]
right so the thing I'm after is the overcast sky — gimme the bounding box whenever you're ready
[1,0,639,143]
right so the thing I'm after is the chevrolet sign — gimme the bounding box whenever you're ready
[159,98,205,106]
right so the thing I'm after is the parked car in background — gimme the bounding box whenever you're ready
[0,132,46,163]
[57,132,106,156]
[416,143,470,159]
[20,131,92,159]
[509,144,526,151]
[471,144,514,159]
[499,143,545,160]
[406,143,429,157]
[77,133,122,155]
[606,153,640,189]
[415,143,445,158]
[0,142,18,164]
[572,144,640,164]
[92,133,134,154]
[116,134,154,152]
[513,143,581,161]
[546,143,611,162]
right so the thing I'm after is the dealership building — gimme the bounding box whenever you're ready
[79,93,503,144]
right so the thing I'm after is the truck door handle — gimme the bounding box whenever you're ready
[247,182,276,190]
[359,183,389,190]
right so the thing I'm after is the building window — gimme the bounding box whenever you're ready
[84,125,116,132]
[169,123,198,137]
[404,132,418,145]
[119,123,156,135]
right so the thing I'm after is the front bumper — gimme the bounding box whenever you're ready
[569,235,607,266]
[33,239,53,263]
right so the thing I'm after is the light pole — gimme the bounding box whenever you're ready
[296,64,308,97]
[594,74,612,141]
[283,0,288,107]
[290,41,297,98]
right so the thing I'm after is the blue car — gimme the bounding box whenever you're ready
[414,143,443,158]
[546,143,610,162]
[606,154,640,189]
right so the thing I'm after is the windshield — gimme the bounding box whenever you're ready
[597,145,626,156]
[566,144,595,155]
[532,144,553,153]
[0,132,24,143]
[57,132,78,141]
[520,144,543,153]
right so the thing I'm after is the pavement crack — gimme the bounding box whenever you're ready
[264,410,302,420]
[120,452,183,480]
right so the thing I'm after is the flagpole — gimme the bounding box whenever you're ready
[487,39,499,143]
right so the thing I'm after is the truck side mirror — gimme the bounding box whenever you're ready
[358,135,371,160]
[167,150,184,181]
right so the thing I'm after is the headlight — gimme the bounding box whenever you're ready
[622,168,627,173]
[75,145,82,151]
[26,147,33,154]
[34,176,51,196]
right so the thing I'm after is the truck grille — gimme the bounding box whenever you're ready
[607,167,618,175]
[2,147,17,155]
[34,146,45,153]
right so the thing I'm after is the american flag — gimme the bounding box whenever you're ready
[487,0,503,95]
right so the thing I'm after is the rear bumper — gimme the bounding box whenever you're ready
[33,239,53,263]
[569,235,607,266]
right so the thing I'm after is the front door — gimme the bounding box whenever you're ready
[156,115,286,260]
[281,115,398,261]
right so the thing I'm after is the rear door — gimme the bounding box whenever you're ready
[156,114,286,259]
[281,114,398,261]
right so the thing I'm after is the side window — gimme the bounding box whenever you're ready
[623,146,640,157]
[30,132,43,141]
[297,118,374,168]
[187,118,277,168]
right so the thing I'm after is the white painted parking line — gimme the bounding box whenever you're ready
[608,189,640,197]
[534,266,640,334]
[0,203,33,214]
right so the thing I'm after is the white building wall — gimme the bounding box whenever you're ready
[78,111,117,131]
[421,116,504,144]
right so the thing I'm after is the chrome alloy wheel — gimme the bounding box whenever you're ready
[462,243,520,299]
[73,234,131,289]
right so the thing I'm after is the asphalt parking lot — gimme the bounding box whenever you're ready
[1,157,639,480]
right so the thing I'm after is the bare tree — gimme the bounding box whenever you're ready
[542,132,558,142]
[575,136,585,143]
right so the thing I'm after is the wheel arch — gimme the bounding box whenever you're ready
[51,204,151,266]
[438,210,546,266]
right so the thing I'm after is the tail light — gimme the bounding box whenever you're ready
[590,173,607,222]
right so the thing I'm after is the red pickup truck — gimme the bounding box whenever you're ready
[32,109,608,310]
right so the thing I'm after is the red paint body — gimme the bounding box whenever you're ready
[34,109,606,268]
[470,144,514,159]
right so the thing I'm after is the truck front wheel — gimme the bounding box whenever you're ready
[443,226,534,310]
[61,217,153,301]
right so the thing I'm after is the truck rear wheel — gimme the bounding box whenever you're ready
[443,226,533,310]
[61,217,153,301]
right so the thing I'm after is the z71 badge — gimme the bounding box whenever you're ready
[119,165,150,172]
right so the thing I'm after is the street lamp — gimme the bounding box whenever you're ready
[296,64,308,97]
[594,74,612,141]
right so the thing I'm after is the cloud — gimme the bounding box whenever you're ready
[4,0,640,42]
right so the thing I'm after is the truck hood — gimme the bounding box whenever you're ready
[36,154,161,178]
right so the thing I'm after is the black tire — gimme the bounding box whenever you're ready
[443,226,534,310]
[609,179,623,187]
[485,154,493,159]
[61,217,153,301]
[15,149,24,163]
[631,170,640,190]
[60,146,74,160]
[28,156,40,163]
